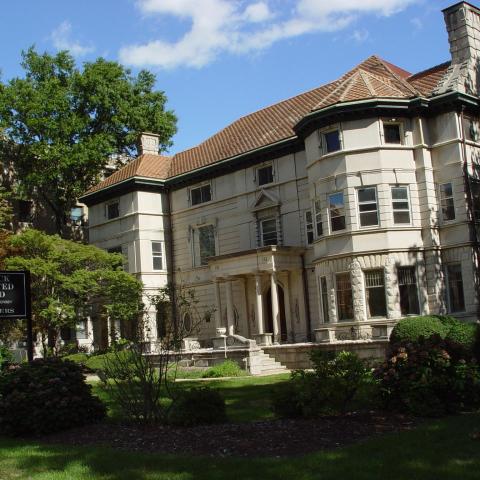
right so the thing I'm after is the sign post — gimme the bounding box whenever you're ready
[0,271,33,361]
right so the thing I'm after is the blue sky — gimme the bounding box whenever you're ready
[1,0,460,155]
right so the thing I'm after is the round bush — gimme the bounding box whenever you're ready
[0,358,106,436]
[169,387,227,426]
[202,359,245,378]
[446,322,477,352]
[390,316,451,344]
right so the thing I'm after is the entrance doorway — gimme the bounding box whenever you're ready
[265,285,288,342]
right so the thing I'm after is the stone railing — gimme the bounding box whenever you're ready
[314,320,395,343]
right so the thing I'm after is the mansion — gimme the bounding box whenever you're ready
[79,1,480,359]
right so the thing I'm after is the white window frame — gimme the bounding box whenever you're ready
[305,210,314,245]
[329,191,346,232]
[190,182,212,206]
[320,127,342,155]
[256,163,275,187]
[364,269,387,318]
[151,241,163,271]
[314,200,323,237]
[382,119,404,145]
[357,186,379,228]
[105,200,120,220]
[439,182,455,222]
[391,185,411,225]
[260,217,278,246]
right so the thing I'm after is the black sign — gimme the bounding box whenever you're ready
[0,271,29,318]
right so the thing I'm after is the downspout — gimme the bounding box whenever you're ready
[459,110,480,318]
[165,187,177,332]
[301,254,313,341]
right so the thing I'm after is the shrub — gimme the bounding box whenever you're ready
[202,359,246,378]
[376,335,480,416]
[390,316,451,344]
[272,351,372,418]
[62,353,89,365]
[446,322,477,357]
[168,387,227,426]
[0,358,106,436]
[0,345,13,372]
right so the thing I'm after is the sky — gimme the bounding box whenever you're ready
[0,0,462,155]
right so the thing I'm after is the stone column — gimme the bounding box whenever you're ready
[214,279,222,330]
[270,272,280,343]
[226,280,235,336]
[255,274,264,334]
[385,256,401,319]
[349,258,366,322]
[241,278,250,338]
[283,272,294,342]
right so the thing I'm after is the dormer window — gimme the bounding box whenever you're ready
[106,201,119,220]
[383,121,402,144]
[190,183,212,206]
[257,164,274,186]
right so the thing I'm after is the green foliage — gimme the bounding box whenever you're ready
[168,387,227,426]
[202,360,247,378]
[85,350,133,373]
[272,351,372,418]
[376,335,480,416]
[62,352,89,365]
[5,229,143,356]
[0,358,106,435]
[0,345,13,372]
[446,322,477,354]
[0,48,177,232]
[390,316,452,344]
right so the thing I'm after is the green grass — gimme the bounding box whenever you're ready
[0,413,479,479]
[91,373,290,423]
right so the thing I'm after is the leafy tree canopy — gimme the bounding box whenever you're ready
[4,229,143,355]
[0,48,177,233]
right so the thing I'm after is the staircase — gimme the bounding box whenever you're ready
[248,349,289,375]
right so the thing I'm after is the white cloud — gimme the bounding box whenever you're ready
[410,17,423,30]
[350,29,370,43]
[51,21,94,57]
[119,0,418,69]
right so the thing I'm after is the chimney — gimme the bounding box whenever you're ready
[138,132,160,155]
[435,2,480,95]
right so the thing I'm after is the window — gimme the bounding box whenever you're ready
[320,276,329,323]
[260,218,278,246]
[152,242,163,270]
[398,267,420,315]
[446,264,465,313]
[471,181,480,221]
[106,201,119,219]
[365,269,387,317]
[76,319,88,340]
[324,130,341,153]
[336,273,353,321]
[195,224,216,266]
[314,200,323,237]
[329,192,346,232]
[191,184,212,206]
[440,182,455,221]
[391,186,411,224]
[257,165,274,186]
[357,187,378,227]
[70,206,84,223]
[383,122,402,144]
[305,210,314,244]
[463,116,479,142]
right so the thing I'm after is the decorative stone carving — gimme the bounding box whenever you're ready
[384,256,401,319]
[349,258,366,322]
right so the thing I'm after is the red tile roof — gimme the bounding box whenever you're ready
[84,56,449,197]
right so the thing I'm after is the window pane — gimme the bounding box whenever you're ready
[201,185,212,202]
[392,187,408,200]
[324,130,340,153]
[393,211,410,224]
[261,218,278,246]
[191,185,211,205]
[331,216,346,231]
[365,269,386,317]
[336,273,353,321]
[329,192,346,232]
[258,165,274,185]
[358,188,376,203]
[358,187,378,227]
[107,202,119,219]
[315,200,323,236]
[152,240,163,270]
[199,225,215,265]
[440,183,455,221]
[360,212,378,226]
[398,267,420,315]
[447,264,465,312]
[305,210,314,244]
[392,186,410,225]
[384,124,401,144]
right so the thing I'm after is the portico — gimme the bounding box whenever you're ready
[208,246,306,345]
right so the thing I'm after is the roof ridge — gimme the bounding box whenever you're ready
[408,60,451,81]
[359,70,376,96]
[372,55,420,96]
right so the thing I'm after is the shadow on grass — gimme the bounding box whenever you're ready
[1,413,479,480]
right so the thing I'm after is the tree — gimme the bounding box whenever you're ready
[0,48,177,234]
[4,229,143,356]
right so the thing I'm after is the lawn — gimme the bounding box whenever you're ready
[91,373,291,423]
[0,413,478,479]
